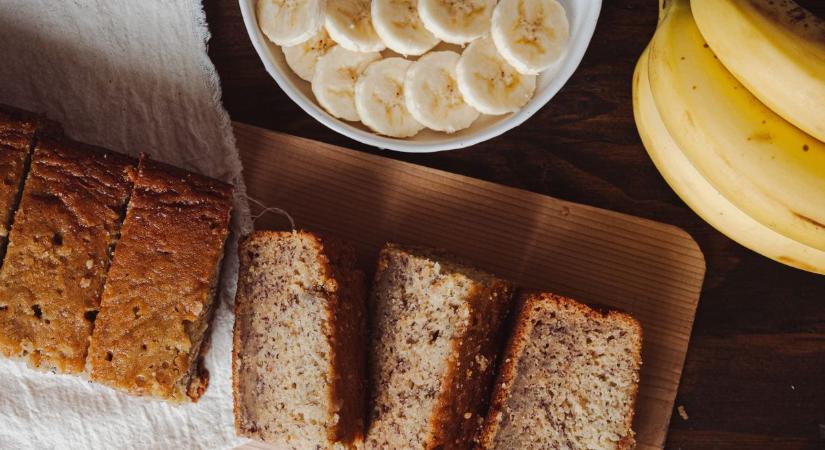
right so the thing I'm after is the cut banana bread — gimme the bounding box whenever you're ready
[0,137,135,373]
[0,105,59,258]
[365,244,513,450]
[233,231,368,449]
[88,157,233,401]
[478,293,643,450]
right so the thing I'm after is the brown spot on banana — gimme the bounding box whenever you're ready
[683,110,695,129]
[793,212,825,230]
[747,131,773,143]
[745,0,825,45]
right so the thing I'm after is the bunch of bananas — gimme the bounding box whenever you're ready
[633,0,825,274]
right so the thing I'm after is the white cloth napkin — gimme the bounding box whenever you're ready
[0,1,252,449]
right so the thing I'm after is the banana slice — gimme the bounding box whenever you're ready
[456,35,536,115]
[257,0,326,46]
[372,0,440,56]
[491,0,570,75]
[418,0,497,45]
[325,0,386,52]
[282,28,337,81]
[312,46,381,121]
[355,58,424,138]
[405,51,480,133]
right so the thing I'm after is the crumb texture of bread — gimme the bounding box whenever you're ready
[88,157,232,401]
[233,231,367,449]
[0,138,134,373]
[366,244,513,450]
[479,293,643,450]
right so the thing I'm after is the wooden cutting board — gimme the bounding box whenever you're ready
[234,122,706,450]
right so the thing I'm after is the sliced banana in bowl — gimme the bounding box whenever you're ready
[312,46,381,121]
[457,35,537,115]
[282,28,337,82]
[492,0,570,75]
[418,0,497,45]
[405,51,480,133]
[325,0,386,52]
[256,0,326,46]
[372,0,441,56]
[242,0,602,151]
[355,58,425,137]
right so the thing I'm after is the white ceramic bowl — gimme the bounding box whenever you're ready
[239,0,602,152]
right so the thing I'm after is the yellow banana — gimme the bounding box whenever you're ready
[691,0,825,142]
[634,47,825,275]
[648,0,825,251]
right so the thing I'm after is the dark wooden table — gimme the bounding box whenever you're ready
[204,1,825,448]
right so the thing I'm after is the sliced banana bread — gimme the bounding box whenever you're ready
[478,293,643,450]
[88,157,233,401]
[233,231,367,449]
[366,244,514,450]
[0,137,135,373]
[0,105,59,257]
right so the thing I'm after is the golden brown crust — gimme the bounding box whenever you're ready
[232,232,264,437]
[0,105,61,257]
[317,233,368,447]
[0,106,42,155]
[0,148,27,250]
[477,292,643,449]
[232,230,367,447]
[475,294,532,449]
[231,234,265,431]
[232,240,246,431]
[89,156,232,401]
[0,137,135,373]
[613,308,642,450]
[232,262,243,435]
[428,279,513,450]
[0,104,61,143]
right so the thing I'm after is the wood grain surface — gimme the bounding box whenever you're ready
[233,124,705,450]
[203,1,825,448]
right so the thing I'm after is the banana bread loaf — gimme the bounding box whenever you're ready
[365,244,513,450]
[0,137,135,373]
[233,231,368,449]
[88,157,233,401]
[477,293,643,450]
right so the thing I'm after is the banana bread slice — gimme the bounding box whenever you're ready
[0,137,135,373]
[477,293,643,450]
[88,157,233,401]
[366,244,514,450]
[233,231,368,449]
[0,104,60,258]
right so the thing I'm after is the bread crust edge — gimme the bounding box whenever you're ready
[476,292,643,449]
